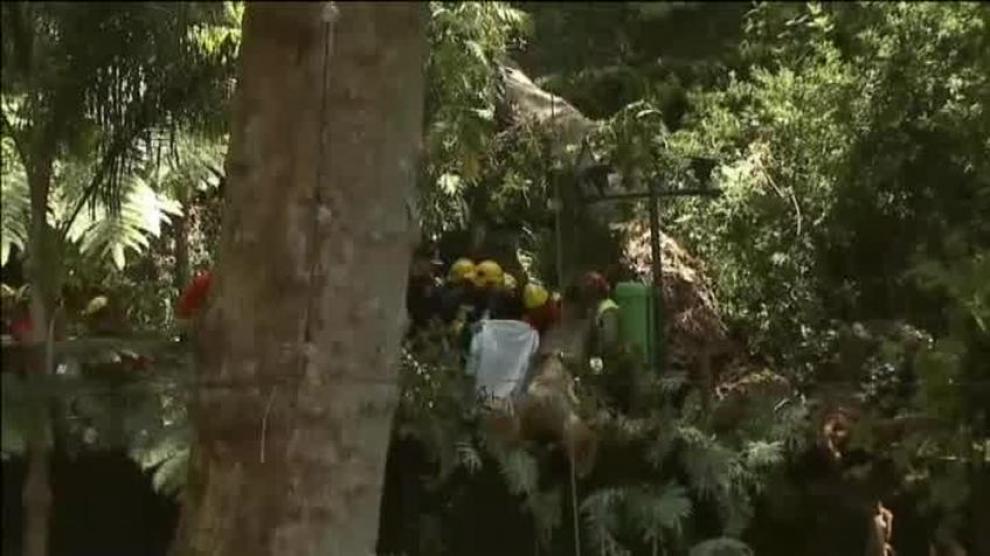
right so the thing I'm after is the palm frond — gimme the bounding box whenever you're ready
[498,448,539,495]
[0,135,29,266]
[61,170,181,270]
[4,3,237,217]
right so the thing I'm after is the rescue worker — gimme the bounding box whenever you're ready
[471,259,505,321]
[175,270,214,350]
[579,271,620,357]
[439,258,477,324]
[522,282,562,336]
[176,270,214,322]
[406,245,444,332]
[495,272,524,321]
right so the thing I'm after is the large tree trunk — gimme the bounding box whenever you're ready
[170,3,426,555]
[23,153,56,556]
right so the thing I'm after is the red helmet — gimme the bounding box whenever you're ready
[580,271,610,299]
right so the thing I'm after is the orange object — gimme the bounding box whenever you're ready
[177,271,214,319]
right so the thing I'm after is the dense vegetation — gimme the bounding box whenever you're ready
[2,2,988,555]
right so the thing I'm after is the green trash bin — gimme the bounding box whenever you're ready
[613,281,654,367]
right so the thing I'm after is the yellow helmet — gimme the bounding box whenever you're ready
[448,258,476,284]
[473,260,503,289]
[501,273,517,292]
[523,283,550,310]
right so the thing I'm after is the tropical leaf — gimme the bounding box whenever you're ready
[65,173,181,270]
[0,135,29,266]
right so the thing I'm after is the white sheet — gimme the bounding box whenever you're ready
[466,319,540,402]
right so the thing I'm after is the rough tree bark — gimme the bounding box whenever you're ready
[170,3,426,555]
[23,151,56,556]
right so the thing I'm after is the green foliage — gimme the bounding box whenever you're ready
[421,2,529,236]
[0,134,28,265]
[661,2,990,379]
[1,140,188,271]
[390,323,800,553]
[1,336,193,497]
[1,2,237,183]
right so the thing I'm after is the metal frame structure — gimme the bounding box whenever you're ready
[570,152,721,372]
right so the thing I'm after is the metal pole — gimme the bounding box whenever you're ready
[553,170,565,289]
[550,96,565,289]
[581,187,722,203]
[647,177,664,374]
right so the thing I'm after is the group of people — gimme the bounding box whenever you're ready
[406,252,560,337]
[171,249,620,403]
[406,249,621,403]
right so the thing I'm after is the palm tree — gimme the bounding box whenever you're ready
[1,4,238,553]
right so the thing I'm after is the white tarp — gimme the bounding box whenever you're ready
[466,319,540,402]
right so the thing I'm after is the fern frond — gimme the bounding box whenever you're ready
[498,448,538,496]
[455,440,483,474]
[741,440,783,470]
[581,488,628,555]
[679,427,733,499]
[62,169,181,270]
[151,446,189,497]
[689,537,753,556]
[628,482,693,544]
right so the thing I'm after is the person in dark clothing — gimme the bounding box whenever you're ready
[489,288,525,321]
[406,246,444,332]
[438,258,478,324]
